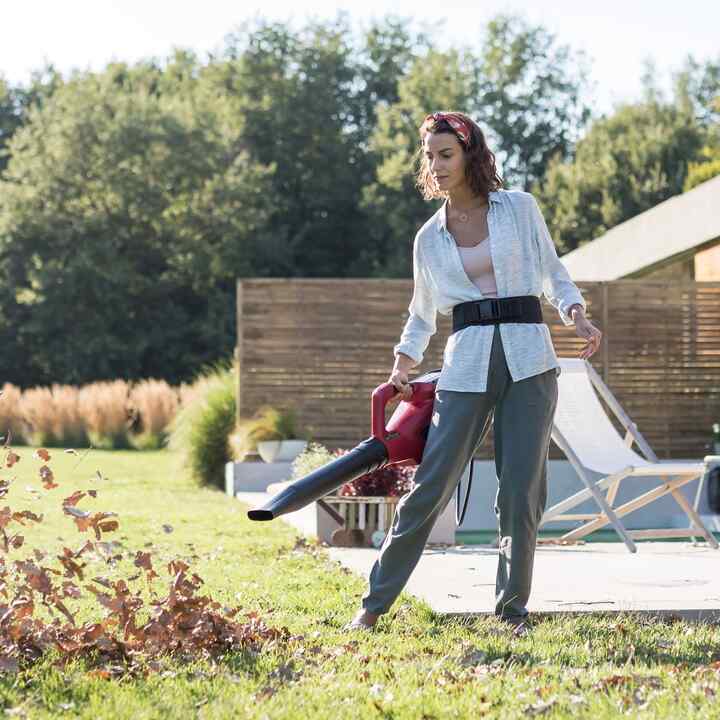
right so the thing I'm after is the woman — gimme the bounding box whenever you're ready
[344,111,602,635]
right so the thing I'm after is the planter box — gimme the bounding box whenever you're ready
[257,439,308,463]
[320,495,399,548]
[318,494,456,547]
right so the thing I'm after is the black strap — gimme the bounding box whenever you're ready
[452,295,544,334]
[456,460,474,526]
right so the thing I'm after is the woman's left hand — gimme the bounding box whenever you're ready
[575,315,602,359]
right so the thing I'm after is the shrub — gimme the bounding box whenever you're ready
[683,153,720,192]
[18,386,59,447]
[166,357,236,489]
[289,441,337,480]
[290,442,416,497]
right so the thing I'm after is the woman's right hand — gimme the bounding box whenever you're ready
[389,369,413,402]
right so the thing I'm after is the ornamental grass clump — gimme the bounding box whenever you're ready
[18,384,90,448]
[127,379,180,450]
[0,383,29,446]
[78,380,133,450]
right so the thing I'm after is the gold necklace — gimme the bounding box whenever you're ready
[450,200,488,223]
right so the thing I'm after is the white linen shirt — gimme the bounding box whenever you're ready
[393,188,587,392]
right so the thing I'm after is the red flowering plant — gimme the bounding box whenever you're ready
[331,449,416,497]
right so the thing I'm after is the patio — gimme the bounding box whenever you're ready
[327,540,720,623]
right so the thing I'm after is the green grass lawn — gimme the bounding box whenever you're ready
[1,445,719,719]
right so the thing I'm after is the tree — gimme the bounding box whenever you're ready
[220,14,377,277]
[674,55,720,190]
[476,13,593,190]
[0,65,63,174]
[532,100,705,252]
[0,62,274,387]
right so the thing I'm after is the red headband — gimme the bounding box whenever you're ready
[425,111,473,148]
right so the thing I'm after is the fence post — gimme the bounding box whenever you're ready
[602,281,609,385]
[236,279,244,424]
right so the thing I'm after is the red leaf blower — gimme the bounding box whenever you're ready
[246,368,475,527]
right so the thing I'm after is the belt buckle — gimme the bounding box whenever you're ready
[486,298,500,323]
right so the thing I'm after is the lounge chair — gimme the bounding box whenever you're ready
[539,358,719,553]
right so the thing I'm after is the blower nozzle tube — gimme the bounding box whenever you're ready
[247,436,389,521]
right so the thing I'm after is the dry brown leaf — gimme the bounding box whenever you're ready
[63,491,86,508]
[6,452,20,469]
[39,465,58,490]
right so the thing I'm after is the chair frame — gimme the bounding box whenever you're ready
[539,359,719,553]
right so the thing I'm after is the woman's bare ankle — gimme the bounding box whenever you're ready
[355,608,380,625]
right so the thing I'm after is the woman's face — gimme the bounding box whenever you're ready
[423,131,467,194]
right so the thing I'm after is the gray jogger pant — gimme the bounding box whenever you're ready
[361,324,558,619]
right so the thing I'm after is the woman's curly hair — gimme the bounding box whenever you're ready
[414,111,504,201]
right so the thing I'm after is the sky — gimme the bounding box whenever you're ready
[3,0,718,117]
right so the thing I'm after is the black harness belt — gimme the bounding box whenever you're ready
[452,295,544,334]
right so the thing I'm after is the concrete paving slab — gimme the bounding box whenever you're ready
[327,542,720,623]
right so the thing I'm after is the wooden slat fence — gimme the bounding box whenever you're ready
[236,279,720,460]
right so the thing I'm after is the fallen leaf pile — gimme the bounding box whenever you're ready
[0,437,292,677]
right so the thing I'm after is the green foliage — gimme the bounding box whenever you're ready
[361,14,592,275]
[532,100,706,252]
[685,157,720,190]
[0,64,62,173]
[166,358,236,489]
[672,54,720,129]
[361,46,481,277]
[86,428,132,452]
[476,13,593,189]
[289,441,338,481]
[0,57,274,388]
[224,15,380,278]
[533,54,720,251]
[684,145,720,191]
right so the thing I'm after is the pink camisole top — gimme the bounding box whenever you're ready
[456,237,498,297]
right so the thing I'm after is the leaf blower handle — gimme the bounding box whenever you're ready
[371,382,400,441]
